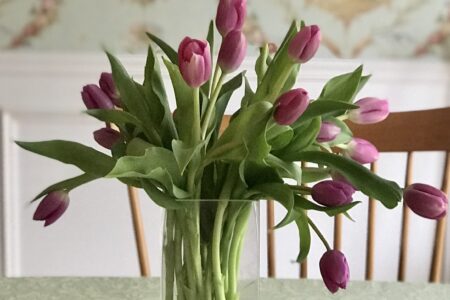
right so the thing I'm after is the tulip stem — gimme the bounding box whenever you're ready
[201,73,225,140]
[308,217,331,251]
[337,115,349,121]
[210,66,222,98]
[289,185,312,194]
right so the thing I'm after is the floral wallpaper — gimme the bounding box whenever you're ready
[0,0,449,59]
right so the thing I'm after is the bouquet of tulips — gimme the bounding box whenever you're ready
[17,0,448,299]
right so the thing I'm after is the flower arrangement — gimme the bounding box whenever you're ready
[17,0,448,298]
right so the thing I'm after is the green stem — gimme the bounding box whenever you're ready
[212,200,228,300]
[201,73,225,140]
[192,87,201,143]
[227,203,252,299]
[308,217,331,251]
[289,185,313,194]
[164,211,176,300]
[210,66,222,98]
[174,212,185,300]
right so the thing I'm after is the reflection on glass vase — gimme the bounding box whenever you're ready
[161,200,260,300]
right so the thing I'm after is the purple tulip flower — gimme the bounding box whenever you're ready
[273,88,310,125]
[312,180,355,207]
[33,191,70,227]
[178,37,212,88]
[81,84,115,110]
[320,250,350,294]
[317,121,341,143]
[404,183,448,220]
[218,30,247,73]
[99,72,121,107]
[345,138,379,164]
[93,127,122,150]
[331,171,358,191]
[288,25,321,63]
[349,97,389,124]
[216,0,246,37]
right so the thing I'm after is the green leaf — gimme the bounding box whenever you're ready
[107,147,189,198]
[106,52,162,145]
[302,167,330,183]
[253,183,296,229]
[86,109,142,130]
[32,173,99,201]
[292,100,358,129]
[172,140,205,175]
[276,117,321,160]
[356,74,371,96]
[126,138,152,156]
[295,209,311,262]
[239,160,283,188]
[255,44,269,84]
[318,65,363,103]
[294,195,361,216]
[291,151,402,208]
[281,63,300,93]
[16,140,115,176]
[266,154,301,184]
[205,101,273,164]
[141,180,186,210]
[266,125,293,150]
[163,59,197,145]
[146,32,178,64]
[201,20,215,96]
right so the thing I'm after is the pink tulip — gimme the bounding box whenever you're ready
[349,97,389,124]
[218,30,247,73]
[317,121,341,143]
[273,88,310,125]
[81,84,115,110]
[93,127,122,149]
[33,191,70,227]
[178,37,212,88]
[99,72,121,107]
[404,183,448,220]
[320,250,350,293]
[312,180,355,207]
[216,0,246,37]
[345,138,379,164]
[288,25,321,63]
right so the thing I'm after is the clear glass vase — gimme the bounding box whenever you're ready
[161,200,260,300]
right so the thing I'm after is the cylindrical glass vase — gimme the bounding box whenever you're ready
[162,200,260,300]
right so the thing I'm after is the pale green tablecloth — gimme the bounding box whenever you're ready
[0,277,449,300]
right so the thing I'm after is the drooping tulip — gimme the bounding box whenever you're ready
[33,191,70,227]
[218,30,247,73]
[93,127,122,150]
[81,84,115,109]
[320,250,350,294]
[288,25,321,63]
[404,183,448,220]
[348,97,389,124]
[312,180,355,207]
[216,0,246,37]
[273,88,309,125]
[331,171,358,191]
[178,37,212,88]
[99,72,121,107]
[317,121,341,143]
[345,138,379,164]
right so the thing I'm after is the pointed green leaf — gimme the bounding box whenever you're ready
[318,65,363,103]
[294,195,361,216]
[172,140,205,175]
[141,180,186,210]
[295,209,311,262]
[146,32,178,64]
[16,140,115,176]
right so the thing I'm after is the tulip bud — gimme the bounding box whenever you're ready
[317,121,341,143]
[288,25,321,63]
[33,191,70,227]
[216,0,246,37]
[320,250,350,294]
[218,30,247,73]
[93,127,122,150]
[404,183,448,220]
[331,171,358,191]
[178,37,212,88]
[81,84,115,110]
[312,180,355,207]
[348,97,389,124]
[99,72,121,107]
[345,138,379,164]
[273,88,309,125]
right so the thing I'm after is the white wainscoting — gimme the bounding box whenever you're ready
[0,53,449,282]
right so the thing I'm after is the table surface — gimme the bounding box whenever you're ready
[0,277,449,300]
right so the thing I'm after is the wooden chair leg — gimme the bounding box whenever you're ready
[267,200,276,278]
[127,186,151,277]
[429,152,450,283]
[334,214,342,251]
[365,162,377,281]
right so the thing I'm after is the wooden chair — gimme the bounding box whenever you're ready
[266,107,450,282]
[128,107,450,280]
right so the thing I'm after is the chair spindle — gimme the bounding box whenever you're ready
[365,162,378,280]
